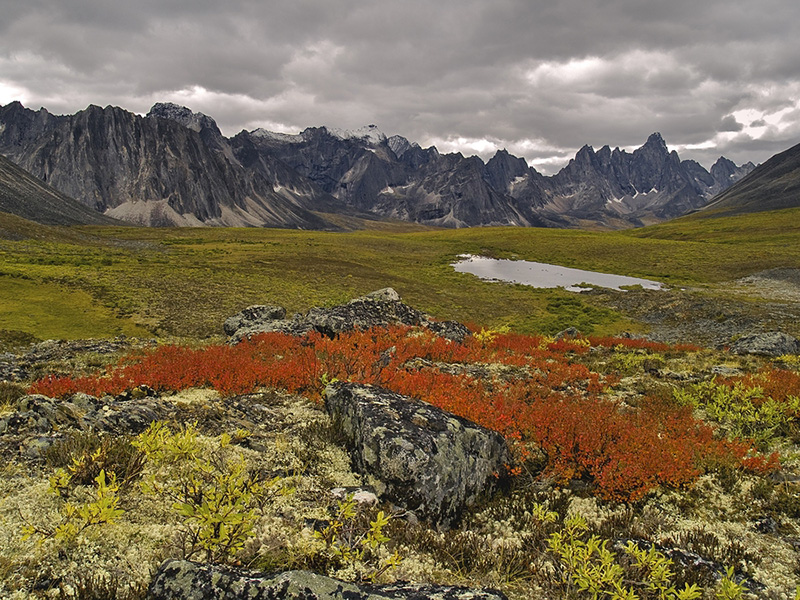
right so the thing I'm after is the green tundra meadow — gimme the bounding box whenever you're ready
[2,206,800,347]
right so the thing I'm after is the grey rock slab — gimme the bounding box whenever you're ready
[226,288,472,344]
[731,331,799,356]
[324,382,509,529]
[147,559,508,600]
[223,305,287,336]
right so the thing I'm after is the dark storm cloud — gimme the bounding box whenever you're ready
[1,0,799,173]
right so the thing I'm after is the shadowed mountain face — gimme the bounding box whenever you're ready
[0,101,754,229]
[0,102,330,228]
[700,142,800,217]
[0,153,120,226]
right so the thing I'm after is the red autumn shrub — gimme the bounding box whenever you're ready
[28,324,775,501]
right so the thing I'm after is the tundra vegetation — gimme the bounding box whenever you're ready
[1,209,800,598]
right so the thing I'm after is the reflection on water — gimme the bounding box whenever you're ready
[452,255,663,292]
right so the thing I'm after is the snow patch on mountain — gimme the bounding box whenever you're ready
[251,129,303,143]
[326,124,387,145]
[387,134,419,158]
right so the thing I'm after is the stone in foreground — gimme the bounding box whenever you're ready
[148,559,508,600]
[731,332,799,356]
[324,382,510,529]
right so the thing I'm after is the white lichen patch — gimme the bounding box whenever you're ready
[168,387,220,405]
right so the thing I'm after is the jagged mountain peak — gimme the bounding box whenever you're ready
[147,102,220,135]
[387,134,419,159]
[645,132,667,148]
[0,99,759,231]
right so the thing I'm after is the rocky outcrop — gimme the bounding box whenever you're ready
[226,288,471,344]
[148,559,508,600]
[324,382,510,529]
[0,390,171,439]
[731,332,800,356]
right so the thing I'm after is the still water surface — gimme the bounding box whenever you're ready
[452,255,663,292]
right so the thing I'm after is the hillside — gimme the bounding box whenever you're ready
[0,207,799,597]
[0,154,120,226]
[701,141,800,216]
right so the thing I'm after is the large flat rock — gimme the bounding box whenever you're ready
[147,559,509,600]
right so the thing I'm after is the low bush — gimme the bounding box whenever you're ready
[29,326,776,502]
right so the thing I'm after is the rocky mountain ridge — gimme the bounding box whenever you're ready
[0,101,330,228]
[0,101,754,229]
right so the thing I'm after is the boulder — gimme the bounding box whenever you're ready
[147,559,508,600]
[324,382,510,529]
[225,288,471,344]
[305,292,424,337]
[228,318,314,345]
[223,305,287,336]
[731,332,799,356]
[423,319,471,343]
[0,392,172,439]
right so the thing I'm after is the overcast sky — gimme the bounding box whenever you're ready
[1,0,798,174]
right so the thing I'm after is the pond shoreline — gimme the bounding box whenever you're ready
[452,254,664,292]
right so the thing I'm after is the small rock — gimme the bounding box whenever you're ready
[753,515,779,534]
[331,486,379,506]
[424,319,471,343]
[711,365,744,377]
[364,287,401,302]
[556,327,582,340]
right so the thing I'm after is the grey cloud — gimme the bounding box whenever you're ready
[0,0,799,171]
[719,115,743,132]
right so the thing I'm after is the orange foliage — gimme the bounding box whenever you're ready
[28,325,775,501]
[717,367,800,412]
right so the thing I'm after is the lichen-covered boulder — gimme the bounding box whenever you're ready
[305,288,425,337]
[223,305,287,336]
[147,559,508,600]
[731,332,799,356]
[224,288,472,344]
[323,382,510,529]
[0,392,172,439]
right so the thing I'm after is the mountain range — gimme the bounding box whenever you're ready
[0,101,757,229]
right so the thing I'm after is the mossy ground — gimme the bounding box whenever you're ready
[2,207,800,342]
